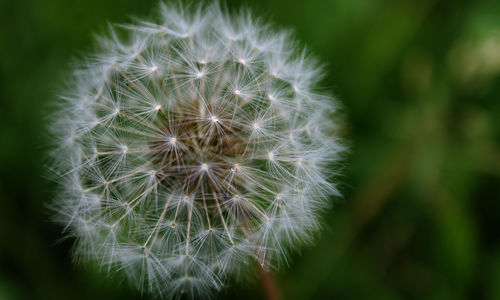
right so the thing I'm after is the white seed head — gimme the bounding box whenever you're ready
[50,3,344,299]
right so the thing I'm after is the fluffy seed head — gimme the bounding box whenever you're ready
[50,3,344,298]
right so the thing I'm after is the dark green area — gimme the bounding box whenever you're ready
[1,0,499,299]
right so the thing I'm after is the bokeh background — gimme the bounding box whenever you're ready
[1,0,499,299]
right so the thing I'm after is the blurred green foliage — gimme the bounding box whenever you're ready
[1,0,499,299]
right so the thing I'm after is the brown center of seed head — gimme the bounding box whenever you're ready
[149,102,246,194]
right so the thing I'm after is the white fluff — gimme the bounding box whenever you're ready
[50,2,344,298]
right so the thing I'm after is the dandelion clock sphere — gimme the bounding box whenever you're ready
[51,3,343,298]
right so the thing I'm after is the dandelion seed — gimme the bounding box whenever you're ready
[268,152,274,160]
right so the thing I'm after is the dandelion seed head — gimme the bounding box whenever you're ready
[50,3,344,299]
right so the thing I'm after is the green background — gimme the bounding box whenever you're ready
[1,0,499,299]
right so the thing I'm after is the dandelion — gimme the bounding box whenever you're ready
[50,2,344,298]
